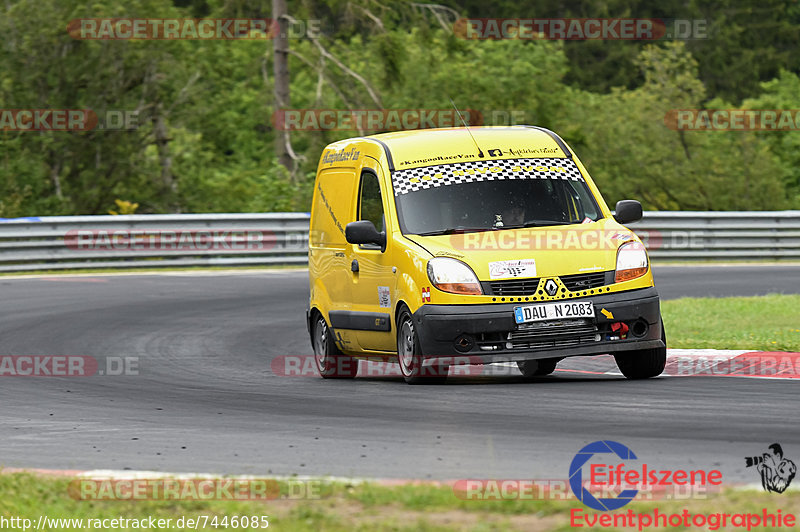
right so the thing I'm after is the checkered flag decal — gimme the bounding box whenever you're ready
[391,158,583,196]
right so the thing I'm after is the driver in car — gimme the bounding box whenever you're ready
[496,199,526,227]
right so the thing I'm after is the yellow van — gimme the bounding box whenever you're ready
[307,126,666,384]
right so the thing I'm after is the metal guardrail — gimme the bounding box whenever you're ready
[630,211,800,260]
[0,213,310,272]
[0,211,798,272]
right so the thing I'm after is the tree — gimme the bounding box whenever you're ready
[559,42,787,210]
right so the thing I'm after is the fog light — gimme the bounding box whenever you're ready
[631,320,649,337]
[454,334,475,352]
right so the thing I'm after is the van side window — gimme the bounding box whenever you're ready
[358,172,385,233]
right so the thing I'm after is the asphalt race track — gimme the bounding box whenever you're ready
[1,265,798,482]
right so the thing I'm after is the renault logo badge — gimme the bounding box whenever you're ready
[544,279,558,296]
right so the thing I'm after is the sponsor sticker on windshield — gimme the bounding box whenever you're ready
[390,157,583,196]
[488,258,536,280]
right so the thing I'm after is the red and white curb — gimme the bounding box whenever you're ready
[658,349,798,379]
[502,349,800,380]
[269,350,800,379]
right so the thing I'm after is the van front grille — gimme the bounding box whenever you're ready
[559,271,608,292]
[506,318,599,349]
[485,278,540,296]
[484,271,611,296]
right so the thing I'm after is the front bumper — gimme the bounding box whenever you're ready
[412,287,663,365]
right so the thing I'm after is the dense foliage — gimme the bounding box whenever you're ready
[1,0,798,216]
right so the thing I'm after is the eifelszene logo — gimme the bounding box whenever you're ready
[569,440,722,511]
[569,441,639,511]
[745,443,797,493]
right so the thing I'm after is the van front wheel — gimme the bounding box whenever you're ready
[517,358,560,378]
[313,315,358,379]
[396,308,447,385]
[613,320,667,379]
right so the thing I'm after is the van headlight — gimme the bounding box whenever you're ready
[427,257,483,295]
[615,241,649,282]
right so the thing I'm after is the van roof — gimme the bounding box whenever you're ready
[367,126,570,170]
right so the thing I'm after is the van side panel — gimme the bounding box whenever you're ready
[310,168,356,248]
[309,167,360,352]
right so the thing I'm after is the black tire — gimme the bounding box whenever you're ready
[396,308,448,385]
[517,358,560,378]
[614,319,667,379]
[312,314,358,379]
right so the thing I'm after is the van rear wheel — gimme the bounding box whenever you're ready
[313,315,358,379]
[614,320,667,379]
[397,308,447,385]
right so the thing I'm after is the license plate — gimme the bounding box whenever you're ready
[514,301,594,324]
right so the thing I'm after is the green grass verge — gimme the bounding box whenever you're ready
[662,294,800,351]
[2,473,799,531]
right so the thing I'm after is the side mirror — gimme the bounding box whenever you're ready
[613,200,643,224]
[345,220,386,252]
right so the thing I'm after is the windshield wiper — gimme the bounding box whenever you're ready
[500,220,576,229]
[414,226,496,236]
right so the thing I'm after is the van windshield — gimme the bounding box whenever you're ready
[391,158,602,235]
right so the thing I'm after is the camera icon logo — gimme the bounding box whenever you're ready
[745,443,796,493]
